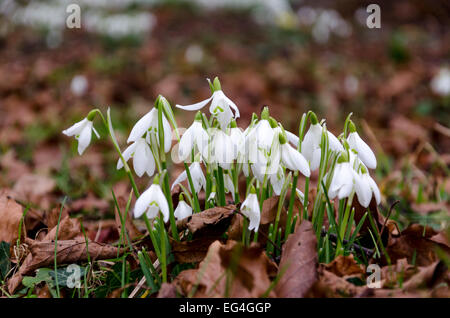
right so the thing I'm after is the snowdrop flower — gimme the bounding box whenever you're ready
[127,107,172,153]
[301,113,343,171]
[346,121,376,169]
[430,68,450,96]
[117,137,155,177]
[240,186,261,232]
[206,128,236,169]
[174,195,193,221]
[269,165,285,195]
[229,120,245,160]
[279,133,311,177]
[134,177,169,222]
[175,77,240,130]
[328,155,357,200]
[171,161,206,193]
[178,111,209,161]
[62,117,99,155]
[223,172,235,201]
[354,165,381,207]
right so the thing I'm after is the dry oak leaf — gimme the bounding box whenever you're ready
[275,220,318,298]
[8,238,123,293]
[325,254,365,278]
[171,237,220,264]
[0,191,25,244]
[174,240,277,298]
[384,224,450,267]
[157,283,178,298]
[177,205,236,239]
[307,267,365,298]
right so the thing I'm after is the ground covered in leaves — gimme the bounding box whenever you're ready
[0,1,449,298]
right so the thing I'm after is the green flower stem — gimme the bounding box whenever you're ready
[285,172,298,240]
[158,216,167,283]
[303,177,309,220]
[217,166,226,206]
[184,162,201,212]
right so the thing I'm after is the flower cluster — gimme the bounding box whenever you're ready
[62,77,381,239]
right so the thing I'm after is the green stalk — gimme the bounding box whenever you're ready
[217,166,226,206]
[184,162,201,212]
[285,172,298,240]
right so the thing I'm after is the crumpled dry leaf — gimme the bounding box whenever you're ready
[174,240,277,297]
[325,254,365,278]
[171,237,219,264]
[0,191,25,244]
[384,224,450,266]
[177,205,236,239]
[275,220,318,298]
[307,266,365,298]
[8,237,123,293]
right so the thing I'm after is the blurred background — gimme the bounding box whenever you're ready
[0,0,448,234]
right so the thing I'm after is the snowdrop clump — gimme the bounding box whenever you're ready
[63,76,381,268]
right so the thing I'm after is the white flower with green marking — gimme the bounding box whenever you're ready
[62,117,99,155]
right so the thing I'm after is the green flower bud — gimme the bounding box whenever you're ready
[261,106,270,120]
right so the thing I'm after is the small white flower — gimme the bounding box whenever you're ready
[269,165,285,195]
[178,118,209,161]
[280,139,311,177]
[206,128,236,169]
[431,68,450,96]
[301,121,343,171]
[241,191,261,232]
[117,137,155,178]
[62,118,99,155]
[354,170,381,207]
[223,172,235,201]
[230,125,245,160]
[346,125,376,169]
[328,161,356,200]
[171,161,206,193]
[175,79,239,130]
[127,108,172,153]
[134,183,169,222]
[174,200,193,221]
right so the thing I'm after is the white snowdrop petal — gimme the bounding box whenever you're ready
[117,142,137,170]
[171,170,187,190]
[176,96,213,111]
[133,140,148,177]
[77,123,93,155]
[62,118,88,136]
[127,110,155,143]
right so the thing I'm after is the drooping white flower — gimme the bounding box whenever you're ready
[117,137,155,178]
[241,188,261,232]
[62,117,99,155]
[174,199,193,221]
[223,172,235,201]
[354,168,381,207]
[346,122,376,169]
[279,133,311,177]
[134,183,169,222]
[430,68,450,97]
[230,122,245,160]
[206,128,236,169]
[301,115,343,171]
[175,78,239,130]
[127,108,172,153]
[269,165,285,195]
[328,160,357,200]
[171,161,206,193]
[178,113,209,161]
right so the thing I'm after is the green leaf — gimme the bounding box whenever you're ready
[22,268,53,288]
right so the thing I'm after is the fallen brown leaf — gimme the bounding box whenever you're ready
[275,220,318,298]
[325,254,365,277]
[174,240,277,297]
[171,237,220,264]
[0,191,25,244]
[177,205,236,239]
[8,237,124,293]
[114,196,142,243]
